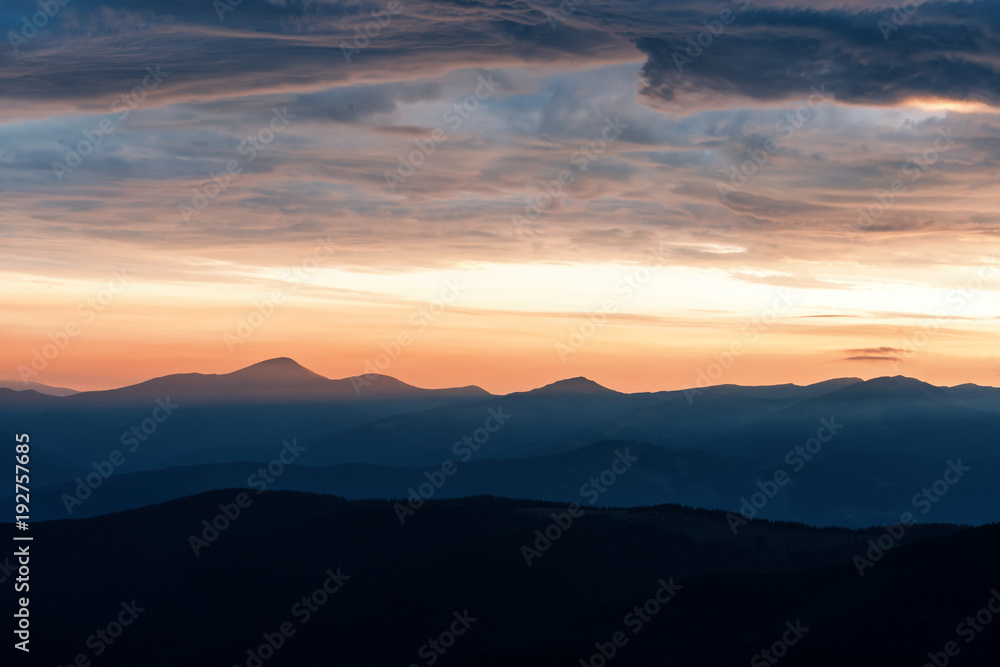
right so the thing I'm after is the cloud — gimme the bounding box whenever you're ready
[1,0,998,291]
[636,1,1000,109]
[5,0,998,119]
[844,355,904,362]
[843,347,905,362]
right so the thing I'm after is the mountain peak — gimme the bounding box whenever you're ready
[834,375,942,399]
[809,377,864,388]
[866,376,936,389]
[229,358,326,381]
[529,377,618,395]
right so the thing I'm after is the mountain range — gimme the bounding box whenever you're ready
[3,358,999,527]
[5,358,1000,665]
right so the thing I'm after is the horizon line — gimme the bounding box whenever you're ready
[5,356,1000,396]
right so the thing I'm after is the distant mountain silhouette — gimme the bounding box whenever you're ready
[699,376,863,400]
[0,379,78,395]
[3,365,999,528]
[519,376,620,395]
[829,374,943,400]
[59,357,490,404]
[0,359,497,484]
[229,356,328,380]
[16,440,999,527]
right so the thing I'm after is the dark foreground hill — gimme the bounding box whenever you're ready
[10,491,999,666]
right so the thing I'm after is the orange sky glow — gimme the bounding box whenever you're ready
[3,2,999,394]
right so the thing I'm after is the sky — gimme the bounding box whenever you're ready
[1,0,999,394]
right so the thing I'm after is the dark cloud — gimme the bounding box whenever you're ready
[637,1,1000,108]
[843,347,904,362]
[1,0,998,277]
[4,0,998,114]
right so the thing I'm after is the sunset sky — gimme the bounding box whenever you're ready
[2,0,999,393]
